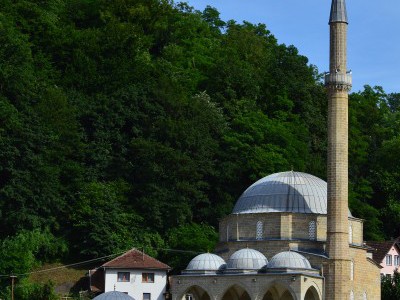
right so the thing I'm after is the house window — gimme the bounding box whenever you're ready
[386,254,393,266]
[395,255,400,266]
[142,273,155,283]
[350,260,354,281]
[348,225,353,244]
[117,272,130,282]
[256,221,263,240]
[226,225,230,241]
[309,221,316,240]
[143,293,151,300]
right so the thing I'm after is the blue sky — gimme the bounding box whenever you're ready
[184,0,400,93]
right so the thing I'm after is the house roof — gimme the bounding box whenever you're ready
[366,238,400,264]
[89,268,105,293]
[102,249,171,270]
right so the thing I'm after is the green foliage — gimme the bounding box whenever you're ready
[13,279,58,300]
[163,223,218,272]
[71,180,142,257]
[382,271,400,300]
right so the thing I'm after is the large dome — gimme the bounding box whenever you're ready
[233,171,351,216]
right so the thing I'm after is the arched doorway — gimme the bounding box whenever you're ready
[222,284,251,300]
[181,285,211,300]
[304,286,320,300]
[262,283,295,300]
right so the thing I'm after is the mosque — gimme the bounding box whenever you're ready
[170,1,382,299]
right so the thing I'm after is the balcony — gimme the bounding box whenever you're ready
[324,72,352,89]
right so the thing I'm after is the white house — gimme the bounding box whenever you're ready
[90,249,170,300]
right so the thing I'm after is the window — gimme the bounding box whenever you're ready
[350,260,354,281]
[256,221,263,240]
[142,273,154,283]
[309,221,316,240]
[185,295,193,300]
[226,225,230,241]
[395,255,400,266]
[143,293,151,300]
[117,272,130,282]
[348,225,353,244]
[386,254,393,266]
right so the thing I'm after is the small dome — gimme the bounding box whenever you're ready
[233,171,352,216]
[93,291,135,300]
[227,248,268,270]
[267,251,312,270]
[186,253,226,271]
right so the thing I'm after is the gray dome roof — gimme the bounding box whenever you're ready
[227,248,268,270]
[233,171,352,216]
[93,291,135,300]
[267,251,312,270]
[186,253,226,271]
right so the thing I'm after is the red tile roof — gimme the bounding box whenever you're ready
[102,249,170,270]
[366,238,400,265]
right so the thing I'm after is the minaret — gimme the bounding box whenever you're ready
[325,0,352,299]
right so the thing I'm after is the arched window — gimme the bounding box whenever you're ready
[309,221,316,240]
[256,221,263,240]
[349,224,353,244]
[363,292,367,300]
[350,260,354,281]
[350,290,354,300]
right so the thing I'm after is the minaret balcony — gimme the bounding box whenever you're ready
[324,72,352,90]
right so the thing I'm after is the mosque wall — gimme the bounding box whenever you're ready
[171,273,323,300]
[349,247,381,300]
[219,213,364,247]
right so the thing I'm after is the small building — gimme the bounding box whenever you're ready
[367,238,400,279]
[90,249,170,300]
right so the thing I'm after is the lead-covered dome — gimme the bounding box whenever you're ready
[233,171,351,216]
[184,253,226,273]
[267,251,312,270]
[93,291,135,300]
[227,248,268,270]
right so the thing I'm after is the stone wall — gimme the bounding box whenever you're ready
[171,273,323,300]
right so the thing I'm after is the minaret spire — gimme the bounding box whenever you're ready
[325,0,352,299]
[329,0,348,24]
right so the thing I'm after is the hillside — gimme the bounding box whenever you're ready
[0,0,400,298]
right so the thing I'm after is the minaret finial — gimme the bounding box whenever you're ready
[329,0,348,24]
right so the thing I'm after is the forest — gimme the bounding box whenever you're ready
[0,0,400,298]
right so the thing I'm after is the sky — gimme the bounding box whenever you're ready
[185,0,400,94]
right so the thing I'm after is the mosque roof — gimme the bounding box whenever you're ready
[267,251,312,270]
[232,171,352,216]
[226,248,268,270]
[329,0,348,24]
[93,291,135,300]
[185,253,226,271]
